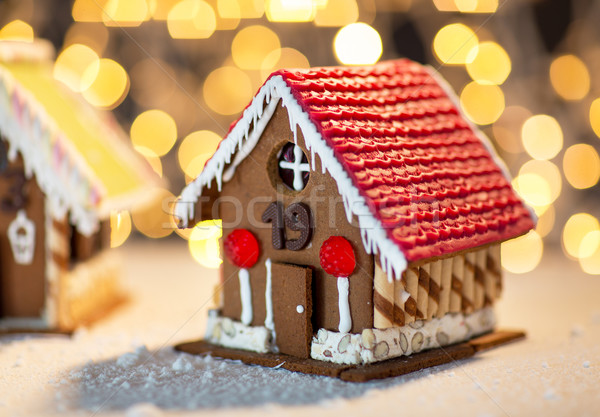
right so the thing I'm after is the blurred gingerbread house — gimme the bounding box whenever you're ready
[0,40,159,332]
[175,59,535,369]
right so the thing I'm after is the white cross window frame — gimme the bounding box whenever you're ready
[278,143,310,191]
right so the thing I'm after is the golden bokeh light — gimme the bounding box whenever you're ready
[550,55,590,101]
[589,98,600,139]
[110,210,132,248]
[433,0,497,12]
[231,25,280,70]
[102,0,150,26]
[563,143,600,189]
[501,230,543,274]
[216,0,241,30]
[82,58,129,108]
[167,0,216,39]
[521,114,563,160]
[433,23,478,65]
[260,47,310,80]
[455,0,477,11]
[178,130,222,178]
[53,44,100,92]
[535,204,555,238]
[314,0,359,27]
[579,238,600,275]
[238,0,265,18]
[492,105,531,154]
[217,0,240,18]
[519,160,561,204]
[511,173,552,216]
[150,0,180,19]
[130,110,178,157]
[174,224,193,240]
[64,23,109,55]
[0,20,34,42]
[203,66,253,115]
[466,41,511,85]
[72,0,107,22]
[459,82,504,125]
[334,23,383,65]
[578,230,600,260]
[266,0,316,22]
[134,146,163,177]
[562,213,600,259]
[189,220,223,268]
[131,187,175,238]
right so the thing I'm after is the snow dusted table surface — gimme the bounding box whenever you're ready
[1,240,599,417]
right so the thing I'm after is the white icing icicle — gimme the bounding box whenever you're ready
[239,268,252,326]
[175,75,409,282]
[264,258,274,331]
[0,68,102,235]
[337,277,351,333]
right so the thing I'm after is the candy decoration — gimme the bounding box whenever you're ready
[223,229,260,325]
[8,209,36,265]
[320,236,356,333]
[223,229,259,268]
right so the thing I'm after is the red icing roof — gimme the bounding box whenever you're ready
[267,59,535,262]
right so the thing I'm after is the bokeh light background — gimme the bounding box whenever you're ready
[1,0,599,276]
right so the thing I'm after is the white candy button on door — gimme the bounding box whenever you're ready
[296,304,305,314]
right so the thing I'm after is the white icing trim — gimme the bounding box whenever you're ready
[337,277,351,333]
[222,97,279,182]
[264,258,274,331]
[0,65,101,234]
[425,66,538,223]
[311,307,496,365]
[175,76,408,281]
[239,268,252,326]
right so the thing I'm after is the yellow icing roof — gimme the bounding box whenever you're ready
[1,60,157,212]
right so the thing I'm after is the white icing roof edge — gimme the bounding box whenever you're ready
[0,66,101,235]
[175,75,408,281]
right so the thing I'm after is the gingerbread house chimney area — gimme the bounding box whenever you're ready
[0,40,160,332]
[175,59,535,366]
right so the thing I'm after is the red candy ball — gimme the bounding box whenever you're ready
[223,229,259,268]
[319,236,356,278]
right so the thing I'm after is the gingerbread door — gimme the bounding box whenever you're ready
[271,262,313,358]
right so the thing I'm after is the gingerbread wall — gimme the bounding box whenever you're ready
[0,152,47,318]
[212,103,375,334]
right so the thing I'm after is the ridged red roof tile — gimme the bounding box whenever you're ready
[265,59,534,262]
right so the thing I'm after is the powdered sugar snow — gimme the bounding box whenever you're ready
[1,241,599,417]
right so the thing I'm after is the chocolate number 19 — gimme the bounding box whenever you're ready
[261,201,312,251]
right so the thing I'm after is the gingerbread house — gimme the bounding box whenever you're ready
[175,59,535,367]
[0,41,159,332]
